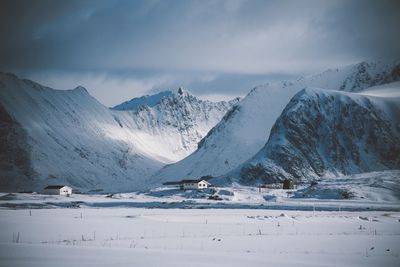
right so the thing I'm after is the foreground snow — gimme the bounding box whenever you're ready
[0,208,399,267]
[1,170,399,266]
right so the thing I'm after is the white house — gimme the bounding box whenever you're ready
[181,179,210,190]
[44,185,72,196]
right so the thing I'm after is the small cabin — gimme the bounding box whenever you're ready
[44,185,72,196]
[282,179,295,190]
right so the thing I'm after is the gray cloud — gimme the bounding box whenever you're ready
[1,0,399,105]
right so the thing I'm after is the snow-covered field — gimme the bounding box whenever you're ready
[0,170,399,266]
[0,208,399,267]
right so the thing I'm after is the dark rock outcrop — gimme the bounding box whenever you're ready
[240,88,400,184]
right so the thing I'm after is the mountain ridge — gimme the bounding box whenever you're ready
[112,90,174,111]
[236,87,400,185]
[0,72,236,192]
[151,61,400,185]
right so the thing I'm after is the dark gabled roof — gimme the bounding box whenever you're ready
[162,179,200,185]
[44,185,68,189]
[181,179,202,184]
[183,179,211,185]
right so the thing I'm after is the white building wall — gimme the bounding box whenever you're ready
[198,181,208,189]
[59,186,72,196]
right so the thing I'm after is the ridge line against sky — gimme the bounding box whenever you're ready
[1,0,399,106]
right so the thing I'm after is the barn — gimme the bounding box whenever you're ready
[44,185,72,196]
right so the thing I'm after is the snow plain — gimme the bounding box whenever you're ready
[1,170,400,267]
[0,208,399,267]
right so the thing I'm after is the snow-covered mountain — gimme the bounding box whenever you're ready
[152,61,400,183]
[116,88,239,162]
[112,91,174,111]
[0,73,236,192]
[237,87,400,185]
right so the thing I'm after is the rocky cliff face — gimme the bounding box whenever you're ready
[0,102,35,190]
[121,88,239,160]
[239,88,400,184]
[339,61,400,92]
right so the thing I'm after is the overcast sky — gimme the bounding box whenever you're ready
[1,0,399,106]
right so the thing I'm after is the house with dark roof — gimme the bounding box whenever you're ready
[44,185,72,196]
[163,179,211,190]
[181,179,210,190]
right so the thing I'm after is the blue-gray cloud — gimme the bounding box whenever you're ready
[1,0,399,105]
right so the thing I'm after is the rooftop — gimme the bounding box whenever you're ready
[163,179,211,185]
[44,185,69,189]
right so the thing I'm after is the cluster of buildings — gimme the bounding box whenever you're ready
[42,178,295,196]
[41,179,212,196]
[164,178,296,191]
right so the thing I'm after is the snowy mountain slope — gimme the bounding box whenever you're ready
[152,61,400,183]
[360,81,400,98]
[111,88,239,162]
[0,73,235,192]
[237,87,400,184]
[292,170,400,202]
[0,73,163,192]
[304,61,400,93]
[359,81,400,130]
[112,91,174,111]
[338,61,400,92]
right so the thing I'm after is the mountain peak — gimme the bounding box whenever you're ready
[73,86,88,94]
[112,91,174,111]
[177,87,190,97]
